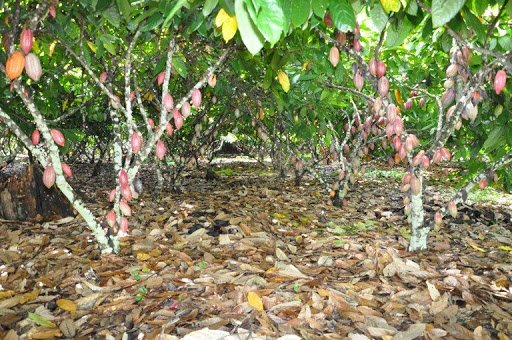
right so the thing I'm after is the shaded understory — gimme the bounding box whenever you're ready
[1,159,511,339]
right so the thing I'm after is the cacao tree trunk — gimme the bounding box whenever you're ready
[408,170,427,251]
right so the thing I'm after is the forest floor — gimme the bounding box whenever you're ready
[0,158,511,340]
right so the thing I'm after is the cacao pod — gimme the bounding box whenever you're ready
[118,169,128,187]
[378,76,389,97]
[131,132,142,154]
[163,93,174,112]
[119,200,132,216]
[410,175,421,195]
[50,129,65,146]
[494,70,506,95]
[147,118,155,128]
[133,176,143,194]
[155,140,166,160]
[392,136,401,151]
[181,101,191,118]
[329,46,340,67]
[376,61,386,78]
[24,53,42,81]
[166,122,174,136]
[444,78,454,89]
[174,109,183,130]
[440,147,451,161]
[208,73,217,87]
[156,71,165,85]
[31,130,40,145]
[441,89,455,107]
[106,210,116,228]
[385,123,394,137]
[20,28,33,55]
[447,201,457,218]
[353,39,362,52]
[398,144,406,160]
[99,71,107,83]
[402,172,412,185]
[445,64,458,78]
[121,184,132,201]
[354,71,364,91]
[434,212,443,226]
[419,97,426,108]
[432,150,442,164]
[191,88,202,108]
[387,157,395,166]
[369,58,377,76]
[5,51,25,80]
[421,155,430,169]
[404,98,413,110]
[61,163,73,178]
[108,189,116,202]
[49,5,56,18]
[336,30,346,44]
[387,104,397,123]
[43,166,56,188]
[393,117,403,136]
[478,178,488,189]
[120,217,129,232]
[324,12,333,27]
[129,91,136,101]
[461,47,470,64]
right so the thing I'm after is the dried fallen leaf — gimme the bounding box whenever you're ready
[56,299,77,313]
[247,291,264,312]
[59,319,76,338]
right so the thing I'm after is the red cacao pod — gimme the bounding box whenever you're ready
[402,172,412,185]
[422,155,431,169]
[174,109,183,130]
[191,88,202,108]
[353,39,362,52]
[49,5,56,18]
[434,212,443,226]
[336,30,346,44]
[393,117,403,136]
[147,118,155,128]
[99,71,107,83]
[398,144,406,160]
[118,169,128,187]
[387,104,397,123]
[31,130,40,145]
[181,101,191,118]
[24,53,42,81]
[163,93,174,112]
[354,71,364,91]
[444,78,454,89]
[155,140,166,160]
[410,175,421,195]
[43,166,56,188]
[329,46,339,67]
[5,51,25,80]
[119,200,132,216]
[20,28,33,55]
[368,58,377,76]
[392,136,401,151]
[108,189,116,202]
[376,61,386,78]
[61,163,73,178]
[208,73,217,88]
[50,129,65,146]
[156,71,165,85]
[129,91,136,101]
[440,147,451,161]
[447,201,457,218]
[120,217,129,232]
[131,132,142,154]
[121,184,132,201]
[324,12,333,27]
[404,98,413,110]
[166,122,174,136]
[441,89,455,107]
[478,178,488,189]
[419,97,426,108]
[106,210,117,228]
[354,22,360,39]
[494,70,506,95]
[378,76,389,97]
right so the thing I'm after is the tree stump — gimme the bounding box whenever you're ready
[0,163,74,221]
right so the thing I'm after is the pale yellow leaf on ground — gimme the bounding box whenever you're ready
[56,299,77,313]
[247,291,264,311]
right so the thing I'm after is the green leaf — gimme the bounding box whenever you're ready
[28,313,57,328]
[483,126,505,151]
[141,12,163,32]
[329,0,355,32]
[203,0,219,16]
[103,5,121,27]
[116,0,131,21]
[370,2,388,32]
[470,0,488,15]
[290,1,311,28]
[172,56,188,78]
[461,8,485,43]
[235,0,265,55]
[249,0,287,46]
[405,0,418,15]
[431,0,466,27]
[163,0,188,28]
[385,16,413,47]
[312,0,327,17]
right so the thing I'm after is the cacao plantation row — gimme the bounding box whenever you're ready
[0,0,510,258]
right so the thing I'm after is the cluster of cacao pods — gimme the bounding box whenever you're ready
[5,28,42,81]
